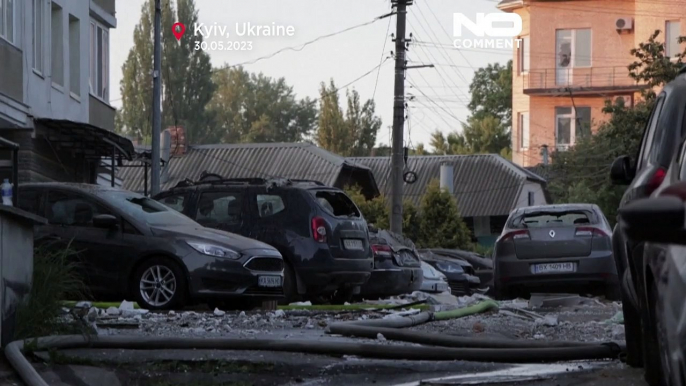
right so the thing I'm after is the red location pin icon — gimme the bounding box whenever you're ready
[172,22,185,41]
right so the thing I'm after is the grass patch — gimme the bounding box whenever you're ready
[62,300,142,310]
[14,245,90,340]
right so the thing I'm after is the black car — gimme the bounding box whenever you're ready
[419,250,474,296]
[610,65,686,379]
[425,248,494,291]
[360,228,423,299]
[17,183,285,311]
[154,176,374,304]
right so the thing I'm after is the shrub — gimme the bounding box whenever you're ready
[345,186,389,229]
[418,180,473,249]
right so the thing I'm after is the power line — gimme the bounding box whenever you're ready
[373,14,394,101]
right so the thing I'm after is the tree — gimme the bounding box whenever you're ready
[207,66,318,144]
[468,60,513,129]
[418,180,472,249]
[117,0,214,145]
[402,200,422,244]
[317,81,382,156]
[344,186,389,229]
[453,115,510,155]
[628,30,686,100]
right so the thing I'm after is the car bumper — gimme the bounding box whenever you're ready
[185,252,285,300]
[495,253,618,289]
[360,267,423,297]
[296,247,374,293]
[421,278,450,293]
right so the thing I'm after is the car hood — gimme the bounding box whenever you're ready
[420,251,473,269]
[421,262,446,280]
[150,225,276,253]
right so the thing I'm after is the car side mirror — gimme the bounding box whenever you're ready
[93,214,119,229]
[610,155,634,185]
[619,196,686,244]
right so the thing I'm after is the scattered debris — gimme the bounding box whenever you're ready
[606,311,624,325]
[119,300,135,311]
[213,308,226,317]
[106,307,121,316]
[472,322,485,333]
[289,301,312,306]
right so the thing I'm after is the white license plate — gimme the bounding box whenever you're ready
[258,276,282,288]
[532,262,576,274]
[343,239,364,250]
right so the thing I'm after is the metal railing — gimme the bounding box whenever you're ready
[523,66,645,91]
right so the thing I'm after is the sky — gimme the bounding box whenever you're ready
[110,0,510,148]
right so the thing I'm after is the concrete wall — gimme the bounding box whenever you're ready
[92,0,116,15]
[0,39,23,103]
[513,181,548,209]
[509,0,686,167]
[89,95,116,131]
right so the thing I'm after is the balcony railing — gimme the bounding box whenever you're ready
[523,66,646,94]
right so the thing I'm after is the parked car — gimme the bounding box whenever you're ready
[424,248,494,291]
[154,176,374,304]
[17,183,284,310]
[609,65,686,375]
[360,228,423,299]
[492,204,618,300]
[419,251,474,296]
[420,262,450,294]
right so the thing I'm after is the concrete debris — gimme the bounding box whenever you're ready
[611,325,625,340]
[533,333,546,340]
[377,333,387,341]
[535,315,559,327]
[75,301,92,309]
[273,310,286,318]
[472,322,485,333]
[213,308,226,317]
[86,307,99,322]
[605,311,624,325]
[119,300,135,311]
[106,307,121,316]
[168,310,176,316]
[289,301,312,306]
[238,311,247,318]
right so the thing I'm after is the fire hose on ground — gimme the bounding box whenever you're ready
[4,300,626,386]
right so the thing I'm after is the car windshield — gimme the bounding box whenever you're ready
[510,209,597,228]
[98,190,200,227]
[313,190,360,217]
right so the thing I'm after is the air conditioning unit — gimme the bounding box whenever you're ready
[615,95,633,108]
[616,17,634,32]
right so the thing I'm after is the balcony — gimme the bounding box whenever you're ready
[523,67,647,96]
[89,96,116,132]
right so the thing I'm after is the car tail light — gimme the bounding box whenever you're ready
[575,227,608,237]
[311,217,327,243]
[500,230,530,242]
[371,244,393,257]
[646,167,667,195]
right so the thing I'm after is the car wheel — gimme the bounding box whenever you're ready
[132,258,187,311]
[619,269,644,368]
[278,262,297,305]
[644,281,669,386]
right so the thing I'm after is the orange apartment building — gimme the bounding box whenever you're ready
[498,0,686,167]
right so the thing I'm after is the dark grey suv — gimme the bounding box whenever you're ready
[17,183,284,310]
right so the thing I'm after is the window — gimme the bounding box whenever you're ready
[528,192,535,206]
[511,209,596,228]
[315,191,359,217]
[196,192,243,226]
[666,21,681,58]
[90,21,109,101]
[69,15,80,96]
[555,107,591,148]
[256,194,286,218]
[33,0,44,73]
[519,36,530,73]
[637,95,665,169]
[51,2,64,87]
[46,191,110,227]
[0,0,15,44]
[159,194,187,213]
[519,112,530,149]
[555,29,591,76]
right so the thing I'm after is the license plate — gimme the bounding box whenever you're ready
[532,262,576,274]
[258,276,282,288]
[343,239,364,250]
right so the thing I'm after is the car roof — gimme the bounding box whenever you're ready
[162,178,343,194]
[20,182,129,194]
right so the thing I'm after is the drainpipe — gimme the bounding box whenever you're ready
[440,163,454,194]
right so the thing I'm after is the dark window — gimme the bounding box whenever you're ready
[574,107,592,139]
[159,194,187,213]
[18,189,41,215]
[637,95,665,169]
[314,191,360,217]
[46,191,110,227]
[196,191,243,226]
[510,209,596,228]
[528,192,535,206]
[256,194,286,218]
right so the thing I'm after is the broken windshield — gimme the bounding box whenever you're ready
[510,210,597,228]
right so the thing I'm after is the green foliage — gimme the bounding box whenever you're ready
[402,200,422,244]
[454,115,511,155]
[117,0,215,144]
[468,60,513,129]
[344,186,389,229]
[14,246,88,340]
[207,66,317,144]
[628,30,686,100]
[317,81,382,156]
[418,180,473,249]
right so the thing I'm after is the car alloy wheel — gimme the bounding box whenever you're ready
[139,265,177,307]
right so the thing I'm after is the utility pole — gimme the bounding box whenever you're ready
[151,0,162,196]
[389,0,411,234]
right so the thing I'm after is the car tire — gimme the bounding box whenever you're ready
[620,272,644,368]
[278,262,297,306]
[643,281,668,386]
[131,257,187,311]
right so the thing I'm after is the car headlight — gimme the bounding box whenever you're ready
[435,262,464,274]
[187,241,241,259]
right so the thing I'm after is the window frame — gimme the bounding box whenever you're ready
[555,106,591,149]
[256,194,287,218]
[89,19,109,103]
[195,190,245,227]
[0,0,16,45]
[519,112,530,150]
[33,0,45,74]
[555,28,592,71]
[666,20,681,59]
[518,36,530,74]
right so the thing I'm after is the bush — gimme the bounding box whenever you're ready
[402,200,421,244]
[345,186,389,229]
[418,180,473,249]
[14,245,88,340]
